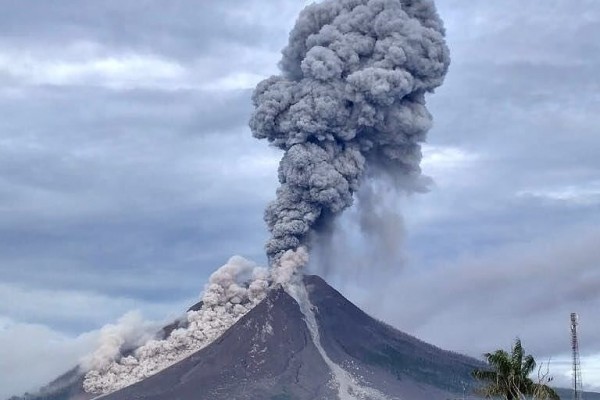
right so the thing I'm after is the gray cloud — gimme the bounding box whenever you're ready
[328,225,600,389]
[0,0,298,59]
[0,318,97,399]
[0,86,276,331]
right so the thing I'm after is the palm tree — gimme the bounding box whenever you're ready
[472,338,560,400]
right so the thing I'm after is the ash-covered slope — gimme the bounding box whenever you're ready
[95,276,483,400]
[99,286,335,400]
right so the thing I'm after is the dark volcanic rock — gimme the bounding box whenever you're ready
[304,275,483,398]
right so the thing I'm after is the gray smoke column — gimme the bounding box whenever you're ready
[250,0,449,270]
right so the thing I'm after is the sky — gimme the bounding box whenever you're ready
[0,0,599,397]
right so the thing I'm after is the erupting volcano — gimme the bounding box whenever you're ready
[9,1,469,399]
[13,275,486,400]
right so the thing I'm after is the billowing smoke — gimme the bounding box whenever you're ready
[250,0,449,274]
[82,256,270,394]
[80,311,159,372]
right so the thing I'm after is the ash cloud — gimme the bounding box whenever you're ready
[250,0,450,271]
[80,311,159,372]
[82,255,270,394]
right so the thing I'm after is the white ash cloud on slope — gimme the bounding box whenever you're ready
[82,255,271,394]
[250,0,449,275]
[80,311,159,373]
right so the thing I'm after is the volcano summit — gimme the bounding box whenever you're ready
[98,276,482,400]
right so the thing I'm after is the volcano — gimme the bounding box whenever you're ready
[10,275,493,400]
[94,275,484,400]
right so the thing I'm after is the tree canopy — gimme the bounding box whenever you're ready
[472,338,560,400]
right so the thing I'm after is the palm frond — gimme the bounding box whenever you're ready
[511,338,524,372]
[486,350,512,377]
[522,354,536,376]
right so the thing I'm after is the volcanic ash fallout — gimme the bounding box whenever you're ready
[250,0,450,276]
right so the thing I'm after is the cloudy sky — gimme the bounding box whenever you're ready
[0,0,599,397]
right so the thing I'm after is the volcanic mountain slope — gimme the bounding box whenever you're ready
[304,275,481,395]
[99,285,336,400]
[16,275,596,400]
[88,276,482,400]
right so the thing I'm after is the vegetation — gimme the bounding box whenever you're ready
[472,338,560,400]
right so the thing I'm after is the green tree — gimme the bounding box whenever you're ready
[472,338,560,400]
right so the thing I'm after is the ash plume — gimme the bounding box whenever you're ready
[250,0,450,273]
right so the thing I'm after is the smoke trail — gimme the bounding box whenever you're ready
[82,256,270,394]
[250,0,449,274]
